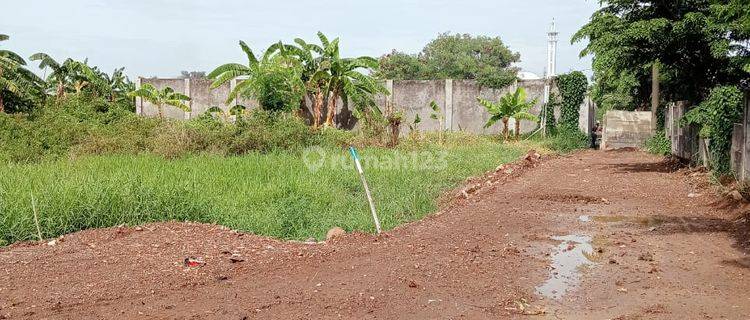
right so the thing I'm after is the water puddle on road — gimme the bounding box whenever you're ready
[578,215,666,227]
[536,234,596,300]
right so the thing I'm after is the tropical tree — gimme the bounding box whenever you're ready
[0,34,43,113]
[573,0,745,110]
[375,33,520,89]
[82,66,134,103]
[128,83,190,119]
[29,53,82,98]
[315,32,387,127]
[477,87,538,141]
[208,41,304,112]
[285,35,329,128]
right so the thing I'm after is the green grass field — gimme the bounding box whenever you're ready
[0,138,541,245]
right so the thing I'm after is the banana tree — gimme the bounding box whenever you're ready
[208,41,282,104]
[128,83,190,119]
[477,87,539,141]
[0,34,43,113]
[308,32,387,128]
[82,66,133,103]
[285,35,328,128]
[209,40,305,112]
[29,53,90,98]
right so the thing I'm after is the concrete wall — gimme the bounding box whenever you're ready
[742,90,750,181]
[137,77,593,135]
[731,123,743,175]
[665,101,699,161]
[136,78,189,119]
[601,110,654,150]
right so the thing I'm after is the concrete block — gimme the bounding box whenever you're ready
[601,110,653,150]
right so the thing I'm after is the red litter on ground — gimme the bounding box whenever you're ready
[184,257,205,268]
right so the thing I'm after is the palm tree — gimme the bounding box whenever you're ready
[315,32,387,127]
[477,87,539,141]
[0,34,43,113]
[82,66,133,103]
[128,83,190,119]
[285,36,328,128]
[208,40,278,105]
[29,53,86,98]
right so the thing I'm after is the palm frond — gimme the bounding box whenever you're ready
[208,63,250,83]
[316,31,330,48]
[239,40,259,67]
[226,78,253,104]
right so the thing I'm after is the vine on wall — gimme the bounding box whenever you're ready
[556,71,588,131]
[681,85,743,175]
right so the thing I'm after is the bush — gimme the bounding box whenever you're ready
[246,56,305,112]
[545,128,589,153]
[0,96,353,164]
[645,131,672,156]
[682,86,743,174]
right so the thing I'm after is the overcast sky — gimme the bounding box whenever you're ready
[1,0,600,79]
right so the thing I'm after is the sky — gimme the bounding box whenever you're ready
[1,0,600,80]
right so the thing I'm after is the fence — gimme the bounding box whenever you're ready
[135,77,596,135]
[664,89,750,181]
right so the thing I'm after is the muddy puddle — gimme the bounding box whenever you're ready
[536,234,599,300]
[578,215,665,227]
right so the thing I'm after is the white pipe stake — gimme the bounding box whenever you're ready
[349,147,382,234]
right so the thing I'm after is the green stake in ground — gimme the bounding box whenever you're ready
[349,146,382,234]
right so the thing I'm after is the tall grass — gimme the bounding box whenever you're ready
[0,139,534,244]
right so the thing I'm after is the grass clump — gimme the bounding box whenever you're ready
[644,131,672,156]
[530,128,590,153]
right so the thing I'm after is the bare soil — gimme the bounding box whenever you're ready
[2,150,749,319]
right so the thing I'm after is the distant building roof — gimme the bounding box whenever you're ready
[518,71,541,80]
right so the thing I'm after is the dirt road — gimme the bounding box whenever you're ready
[2,150,749,319]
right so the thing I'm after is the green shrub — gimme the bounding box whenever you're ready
[543,92,560,135]
[0,97,349,163]
[645,131,672,156]
[248,56,305,112]
[545,128,589,153]
[682,86,743,174]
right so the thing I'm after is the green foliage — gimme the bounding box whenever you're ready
[0,97,343,163]
[557,71,588,131]
[544,92,560,135]
[573,0,747,110]
[211,34,385,125]
[477,87,538,141]
[645,131,672,156]
[29,53,134,107]
[208,41,304,112]
[0,34,44,113]
[375,33,520,89]
[128,84,190,118]
[710,0,750,73]
[251,56,305,112]
[544,127,590,153]
[681,85,743,174]
[0,138,533,244]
